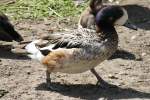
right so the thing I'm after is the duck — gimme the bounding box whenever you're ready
[25,5,137,89]
[78,0,105,29]
[78,0,136,30]
[0,12,23,42]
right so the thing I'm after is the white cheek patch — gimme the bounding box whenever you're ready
[115,8,128,25]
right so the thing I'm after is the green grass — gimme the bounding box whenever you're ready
[0,0,88,20]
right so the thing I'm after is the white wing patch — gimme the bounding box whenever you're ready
[25,39,44,62]
[25,40,41,54]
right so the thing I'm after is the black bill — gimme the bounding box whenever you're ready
[123,20,137,30]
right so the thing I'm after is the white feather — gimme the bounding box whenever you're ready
[25,40,41,54]
[25,40,44,62]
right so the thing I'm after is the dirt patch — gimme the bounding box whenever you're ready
[0,0,150,100]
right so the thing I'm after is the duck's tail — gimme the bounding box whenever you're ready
[25,40,53,62]
[25,40,44,61]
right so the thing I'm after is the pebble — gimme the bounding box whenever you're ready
[27,71,31,75]
[36,40,49,47]
[119,82,125,86]
[11,48,27,54]
[135,55,143,61]
[118,72,128,75]
[125,67,132,70]
[40,33,50,40]
[115,82,122,86]
[73,0,84,6]
[109,0,114,2]
[141,52,147,56]
[120,64,125,66]
[98,98,107,100]
[44,18,51,25]
[108,74,118,79]
[131,35,137,40]
[137,80,144,83]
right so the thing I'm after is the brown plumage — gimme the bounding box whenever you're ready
[78,0,105,29]
[0,12,23,42]
[42,49,70,72]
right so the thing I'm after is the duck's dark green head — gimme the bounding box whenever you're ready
[95,6,137,32]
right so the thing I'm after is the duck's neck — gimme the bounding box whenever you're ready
[99,24,116,33]
[97,25,118,41]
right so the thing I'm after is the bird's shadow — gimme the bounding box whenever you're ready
[109,49,136,60]
[36,82,150,100]
[0,48,29,60]
[123,4,150,30]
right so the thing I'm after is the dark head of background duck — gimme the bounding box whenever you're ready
[0,13,23,42]
[95,6,137,33]
[96,6,123,32]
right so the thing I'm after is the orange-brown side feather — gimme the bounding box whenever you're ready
[42,49,73,72]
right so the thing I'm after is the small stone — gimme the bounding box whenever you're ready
[27,71,31,75]
[137,80,144,82]
[118,72,128,75]
[115,1,119,4]
[40,33,50,40]
[6,72,11,76]
[135,55,143,61]
[108,74,118,79]
[11,48,28,54]
[141,52,147,56]
[44,18,51,25]
[131,35,137,40]
[13,43,27,49]
[109,0,114,2]
[36,40,49,47]
[115,82,122,86]
[73,0,84,7]
[125,67,132,70]
[120,64,125,66]
[119,82,125,85]
[98,98,106,100]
